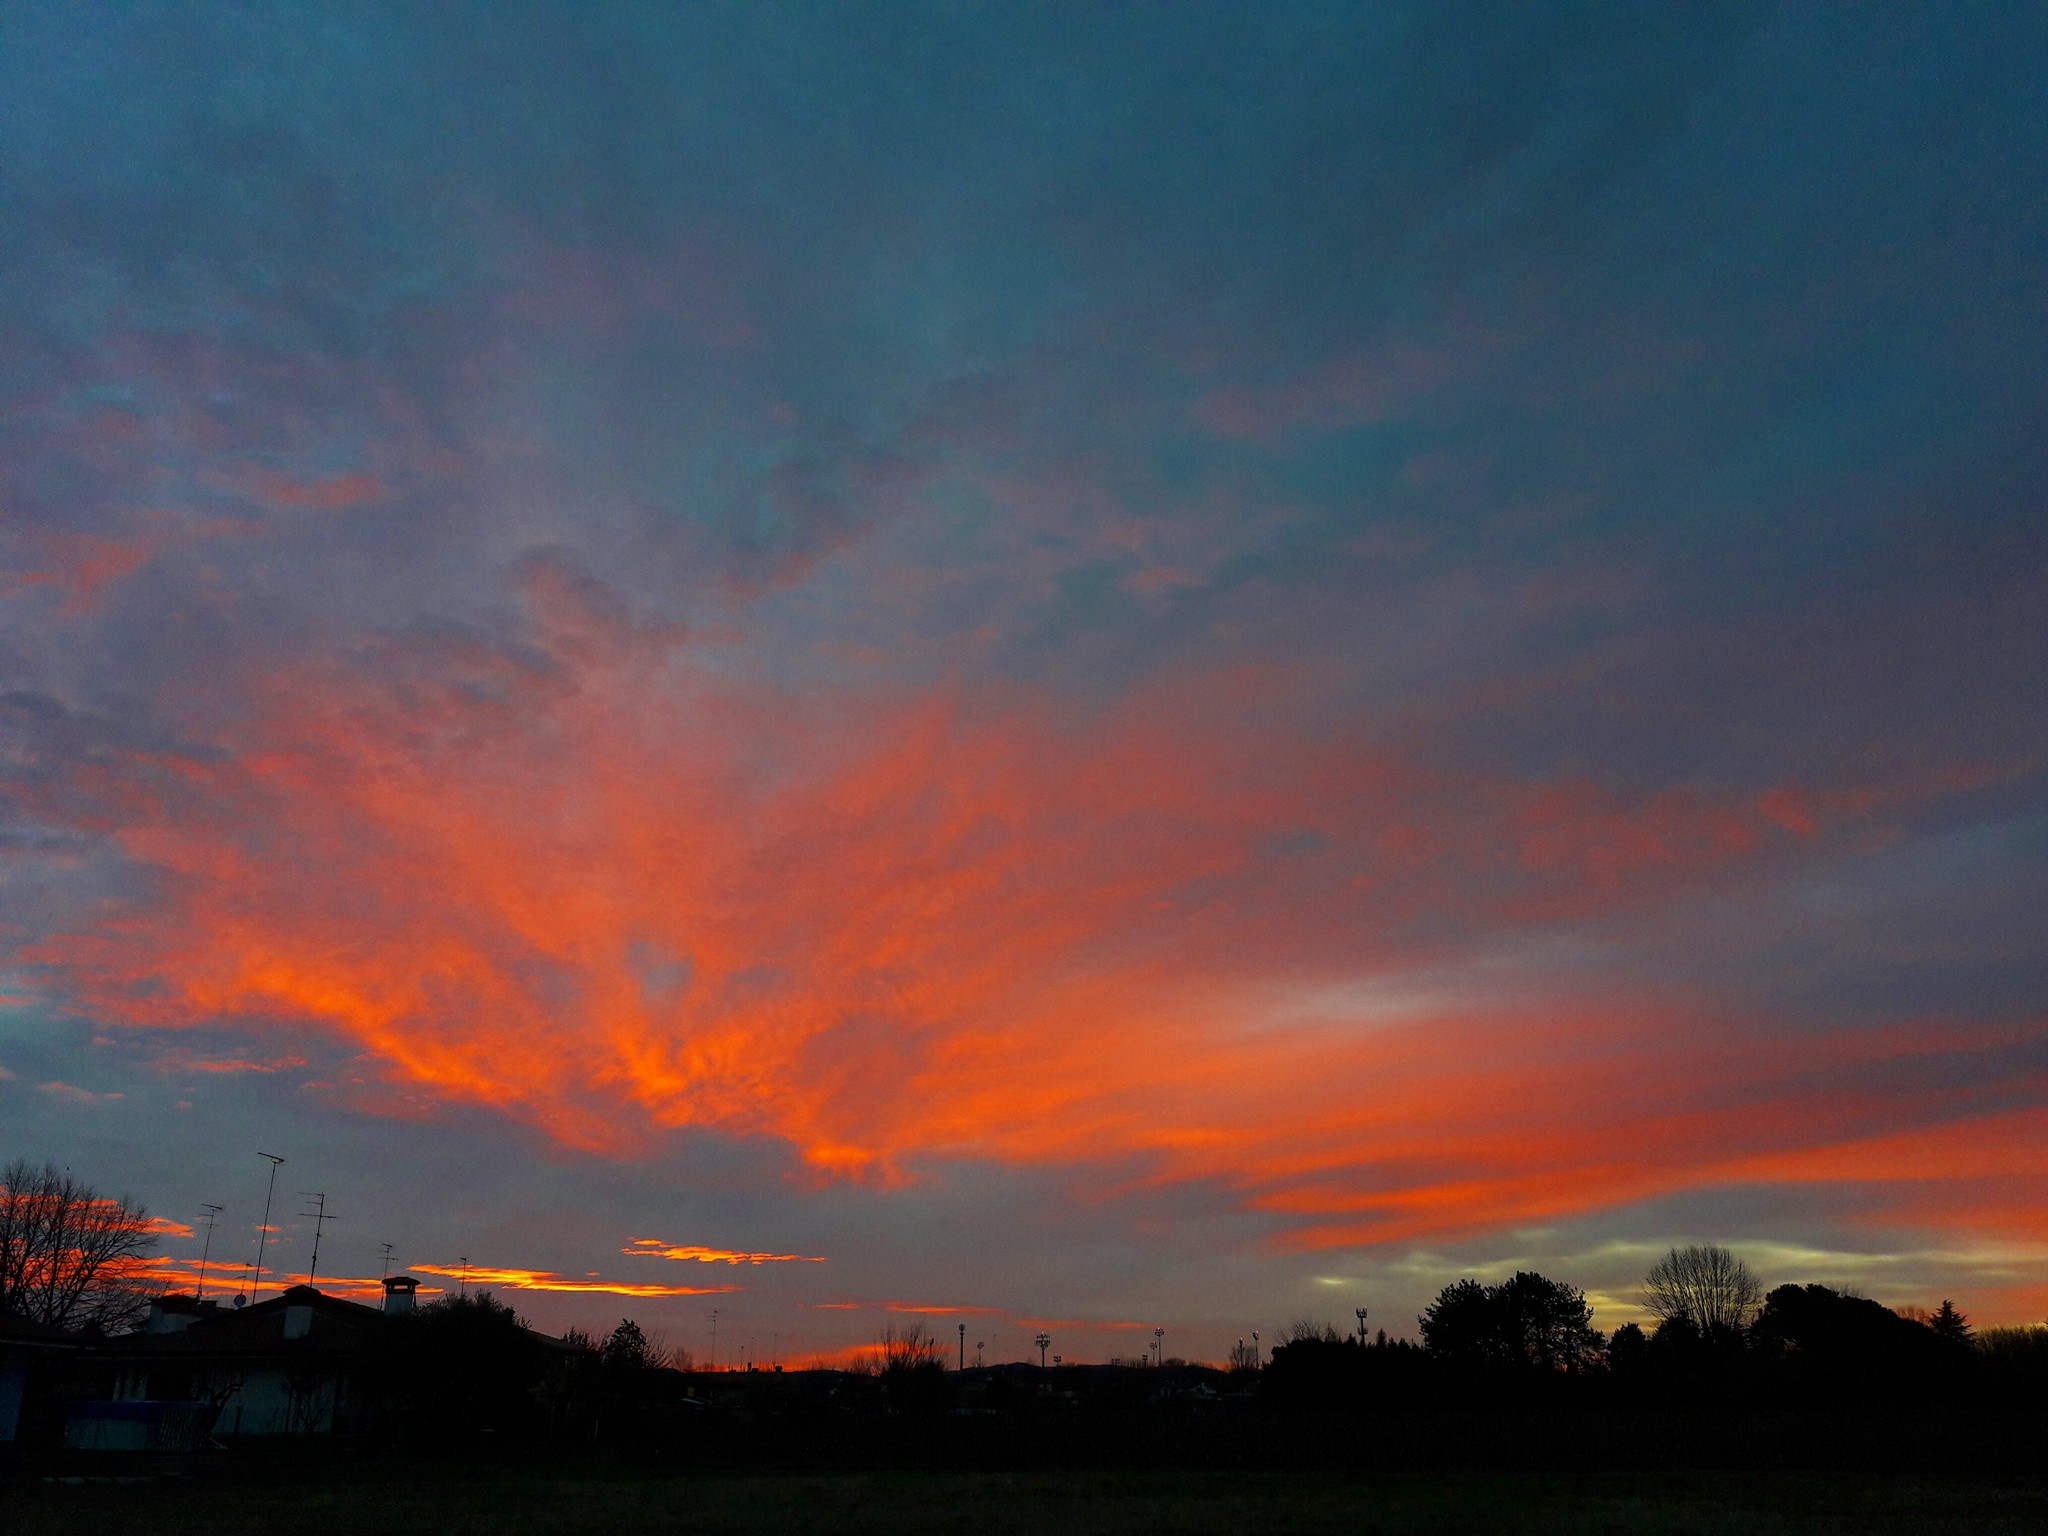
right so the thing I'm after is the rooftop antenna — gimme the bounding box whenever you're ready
[194,1204,224,1302]
[250,1153,286,1303]
[297,1192,332,1285]
[380,1242,394,1281]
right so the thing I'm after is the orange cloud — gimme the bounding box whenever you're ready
[625,1239,825,1265]
[25,631,2033,1257]
[410,1262,741,1298]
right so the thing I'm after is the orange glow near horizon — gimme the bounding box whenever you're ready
[26,632,2045,1266]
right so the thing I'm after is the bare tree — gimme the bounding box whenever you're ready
[0,1158,162,1332]
[875,1320,947,1372]
[1283,1319,1344,1344]
[1642,1244,1762,1333]
[642,1325,692,1371]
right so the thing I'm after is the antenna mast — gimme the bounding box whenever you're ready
[195,1203,224,1301]
[297,1191,333,1285]
[250,1153,286,1302]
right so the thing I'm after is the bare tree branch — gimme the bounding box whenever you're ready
[0,1158,161,1332]
[1642,1244,1762,1333]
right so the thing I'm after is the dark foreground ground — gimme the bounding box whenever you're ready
[7,1467,2048,1536]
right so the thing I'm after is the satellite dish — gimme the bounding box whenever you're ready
[232,1293,247,1309]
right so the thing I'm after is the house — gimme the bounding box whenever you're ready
[73,1277,420,1443]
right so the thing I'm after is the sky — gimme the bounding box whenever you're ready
[2,2,2045,1366]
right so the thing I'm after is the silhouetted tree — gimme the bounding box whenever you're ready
[1607,1320,1649,1374]
[1419,1280,1496,1361]
[378,1289,549,1445]
[1929,1299,1972,1345]
[602,1318,656,1372]
[869,1321,949,1414]
[1642,1244,1762,1333]
[1285,1319,1345,1344]
[1420,1272,1603,1371]
[1751,1282,1955,1399]
[875,1320,947,1371]
[0,1157,159,1331]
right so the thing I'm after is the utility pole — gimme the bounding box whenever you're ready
[958,1321,965,1372]
[459,1256,469,1299]
[298,1192,332,1285]
[195,1204,224,1301]
[710,1308,718,1371]
[250,1153,285,1302]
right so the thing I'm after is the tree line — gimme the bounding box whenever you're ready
[1262,1244,2048,1415]
[7,1156,2045,1418]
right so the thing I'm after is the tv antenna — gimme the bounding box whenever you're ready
[380,1242,394,1280]
[297,1192,333,1285]
[195,1204,224,1301]
[250,1153,286,1302]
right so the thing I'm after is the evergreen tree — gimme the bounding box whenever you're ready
[1929,1299,1972,1344]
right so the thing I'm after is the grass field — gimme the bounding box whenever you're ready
[7,1468,2048,1535]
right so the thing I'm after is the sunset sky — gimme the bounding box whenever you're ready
[3,4,2045,1365]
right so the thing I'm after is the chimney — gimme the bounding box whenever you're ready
[382,1274,419,1316]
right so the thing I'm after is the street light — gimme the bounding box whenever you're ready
[1035,1332,1051,1368]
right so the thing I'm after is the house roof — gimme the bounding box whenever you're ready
[102,1284,575,1361]
[104,1285,390,1359]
